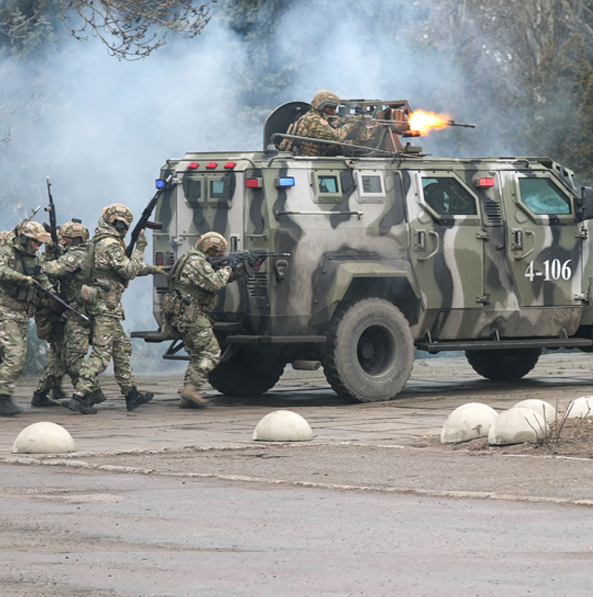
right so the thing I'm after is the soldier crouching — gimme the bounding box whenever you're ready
[67,204,163,414]
[161,232,245,409]
[0,222,53,416]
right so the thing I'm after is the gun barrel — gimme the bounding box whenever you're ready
[34,284,89,321]
[447,120,476,128]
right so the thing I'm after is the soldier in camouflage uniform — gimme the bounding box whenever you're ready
[32,237,68,407]
[67,204,163,414]
[162,232,245,409]
[40,221,106,407]
[0,222,53,416]
[283,90,362,157]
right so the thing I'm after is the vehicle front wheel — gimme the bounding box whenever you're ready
[208,350,286,397]
[465,348,542,381]
[321,298,415,402]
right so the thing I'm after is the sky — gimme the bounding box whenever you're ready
[0,0,507,368]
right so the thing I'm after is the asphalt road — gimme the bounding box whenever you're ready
[2,353,593,596]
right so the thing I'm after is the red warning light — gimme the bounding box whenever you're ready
[224,162,236,169]
[478,178,494,187]
[187,162,199,170]
[206,162,217,169]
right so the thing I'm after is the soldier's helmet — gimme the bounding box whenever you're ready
[60,221,90,242]
[18,221,51,245]
[196,231,228,253]
[312,90,340,111]
[101,204,134,228]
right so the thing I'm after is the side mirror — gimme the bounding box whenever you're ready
[576,186,593,221]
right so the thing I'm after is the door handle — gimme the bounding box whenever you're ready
[513,229,535,260]
[418,231,440,261]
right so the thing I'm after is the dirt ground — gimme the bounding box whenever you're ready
[439,417,593,458]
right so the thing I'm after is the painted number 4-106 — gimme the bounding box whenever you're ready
[525,259,572,282]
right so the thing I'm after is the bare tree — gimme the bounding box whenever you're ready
[1,0,215,60]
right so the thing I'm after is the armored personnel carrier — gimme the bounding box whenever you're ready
[133,99,593,402]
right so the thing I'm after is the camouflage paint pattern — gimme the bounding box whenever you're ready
[152,151,593,348]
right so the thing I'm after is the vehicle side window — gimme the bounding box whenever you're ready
[421,177,477,216]
[518,178,571,215]
[361,175,382,194]
[319,175,339,194]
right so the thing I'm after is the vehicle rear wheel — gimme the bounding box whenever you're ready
[208,350,286,397]
[465,348,542,381]
[321,298,415,402]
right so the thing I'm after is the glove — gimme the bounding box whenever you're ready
[226,256,241,271]
[21,275,37,286]
[136,232,148,251]
[147,266,168,275]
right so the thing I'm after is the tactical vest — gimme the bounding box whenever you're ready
[0,246,41,312]
[167,253,215,309]
[80,233,128,288]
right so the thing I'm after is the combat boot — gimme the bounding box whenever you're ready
[180,385,210,409]
[67,394,97,415]
[50,382,66,400]
[88,388,107,406]
[31,390,60,407]
[0,395,22,416]
[125,387,154,412]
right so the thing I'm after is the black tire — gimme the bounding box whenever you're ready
[321,298,415,402]
[465,348,542,381]
[208,350,286,397]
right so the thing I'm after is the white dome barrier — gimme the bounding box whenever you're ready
[512,399,557,424]
[12,422,76,454]
[565,396,593,419]
[440,402,498,444]
[488,407,549,446]
[253,410,313,442]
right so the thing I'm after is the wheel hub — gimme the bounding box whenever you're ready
[360,342,375,360]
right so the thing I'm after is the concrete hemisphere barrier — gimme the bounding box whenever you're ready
[512,399,557,424]
[488,407,549,446]
[253,410,314,442]
[12,422,76,454]
[440,402,498,444]
[565,396,593,419]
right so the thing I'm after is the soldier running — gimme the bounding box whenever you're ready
[40,221,107,406]
[67,204,163,414]
[0,222,53,416]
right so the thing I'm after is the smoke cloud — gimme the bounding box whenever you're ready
[0,1,516,369]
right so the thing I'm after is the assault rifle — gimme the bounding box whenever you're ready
[45,177,61,256]
[126,175,173,258]
[33,282,89,321]
[208,250,290,278]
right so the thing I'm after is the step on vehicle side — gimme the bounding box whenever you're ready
[132,99,593,402]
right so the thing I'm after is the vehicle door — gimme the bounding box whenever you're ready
[407,171,484,312]
[500,171,585,308]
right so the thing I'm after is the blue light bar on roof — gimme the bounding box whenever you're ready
[276,176,295,188]
[155,179,166,189]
